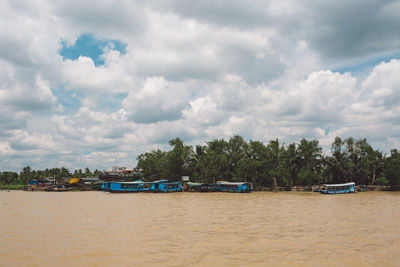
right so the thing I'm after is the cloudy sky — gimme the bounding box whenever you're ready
[1,0,400,171]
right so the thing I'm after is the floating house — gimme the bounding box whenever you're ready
[215,181,253,193]
[153,181,182,193]
[105,180,152,193]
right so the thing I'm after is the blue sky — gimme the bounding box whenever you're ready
[60,34,127,66]
[1,0,400,171]
[333,52,400,74]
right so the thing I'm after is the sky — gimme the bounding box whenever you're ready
[1,0,400,172]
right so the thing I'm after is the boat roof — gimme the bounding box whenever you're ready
[186,182,204,186]
[322,182,355,187]
[111,180,148,184]
[164,181,182,185]
[153,180,168,183]
[216,181,250,185]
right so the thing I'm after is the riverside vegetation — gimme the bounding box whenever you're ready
[1,136,400,190]
[136,136,400,189]
[0,167,101,190]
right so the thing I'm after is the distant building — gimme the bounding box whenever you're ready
[100,167,143,181]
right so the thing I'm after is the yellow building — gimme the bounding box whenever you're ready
[69,178,80,184]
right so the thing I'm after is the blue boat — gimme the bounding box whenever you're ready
[101,182,108,190]
[215,181,253,193]
[320,182,356,194]
[184,182,216,192]
[152,181,183,193]
[106,180,154,193]
[103,180,183,193]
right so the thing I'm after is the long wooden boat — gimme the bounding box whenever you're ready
[103,180,182,193]
[184,182,216,192]
[44,185,68,192]
[105,180,155,193]
[215,181,253,193]
[319,182,356,194]
[153,181,183,193]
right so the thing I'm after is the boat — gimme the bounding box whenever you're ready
[106,180,153,193]
[215,181,253,193]
[319,182,356,194]
[184,182,216,192]
[44,185,68,192]
[152,181,183,193]
[104,180,183,193]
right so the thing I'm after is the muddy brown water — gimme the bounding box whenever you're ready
[1,191,399,266]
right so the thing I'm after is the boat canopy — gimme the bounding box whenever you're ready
[164,181,182,185]
[186,182,204,186]
[112,180,146,184]
[322,182,355,187]
[216,181,250,185]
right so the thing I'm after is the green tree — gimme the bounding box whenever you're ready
[85,167,92,177]
[228,135,249,181]
[137,149,169,181]
[294,139,323,185]
[385,149,400,186]
[0,172,18,185]
[166,138,193,181]
[19,166,32,184]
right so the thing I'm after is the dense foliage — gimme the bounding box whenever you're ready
[137,136,400,187]
[0,167,100,186]
[2,136,399,188]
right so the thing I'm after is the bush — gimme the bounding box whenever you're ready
[0,184,25,190]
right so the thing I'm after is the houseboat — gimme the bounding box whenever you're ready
[319,182,356,194]
[106,180,153,193]
[103,180,182,193]
[152,181,183,193]
[216,181,253,193]
[184,182,216,192]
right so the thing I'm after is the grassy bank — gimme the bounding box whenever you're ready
[0,184,24,190]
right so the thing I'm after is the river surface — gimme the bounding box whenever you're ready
[1,191,400,266]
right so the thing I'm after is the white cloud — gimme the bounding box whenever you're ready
[2,0,400,171]
[62,54,136,94]
[122,76,190,123]
[361,59,400,108]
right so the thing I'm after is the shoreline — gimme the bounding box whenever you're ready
[1,185,400,192]
[256,185,400,192]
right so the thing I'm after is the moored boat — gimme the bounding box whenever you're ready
[319,182,356,194]
[44,185,68,192]
[106,180,153,193]
[153,181,183,193]
[215,181,253,193]
[184,182,215,192]
[104,180,183,193]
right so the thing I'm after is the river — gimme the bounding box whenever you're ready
[1,191,399,266]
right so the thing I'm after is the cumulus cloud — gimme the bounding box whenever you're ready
[1,0,400,171]
[361,59,400,108]
[122,76,190,123]
[62,53,135,94]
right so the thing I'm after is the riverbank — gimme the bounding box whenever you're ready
[255,185,400,192]
[2,184,399,192]
[0,184,24,190]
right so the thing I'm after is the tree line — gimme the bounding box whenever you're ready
[0,166,101,186]
[136,136,400,187]
[2,135,400,188]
